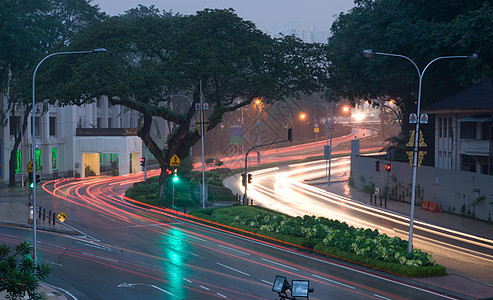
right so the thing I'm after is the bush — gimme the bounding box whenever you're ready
[0,242,52,299]
[189,206,446,278]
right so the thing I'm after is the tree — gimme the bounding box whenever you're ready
[325,0,492,161]
[51,8,328,199]
[1,0,105,186]
[0,242,51,299]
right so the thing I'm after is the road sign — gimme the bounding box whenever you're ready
[57,211,67,223]
[406,130,427,167]
[409,113,417,124]
[27,160,33,172]
[420,113,429,124]
[314,128,319,133]
[170,155,180,167]
[314,123,319,128]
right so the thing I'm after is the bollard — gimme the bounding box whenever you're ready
[43,208,46,220]
[53,212,56,225]
[379,196,382,206]
[369,193,373,204]
[48,210,51,223]
[39,206,42,219]
[184,207,187,215]
[251,199,254,206]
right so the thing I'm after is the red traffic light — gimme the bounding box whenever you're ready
[385,164,391,172]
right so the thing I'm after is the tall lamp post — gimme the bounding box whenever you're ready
[363,49,477,253]
[255,98,262,166]
[315,102,334,186]
[31,48,107,265]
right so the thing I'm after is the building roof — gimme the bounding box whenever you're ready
[424,79,493,114]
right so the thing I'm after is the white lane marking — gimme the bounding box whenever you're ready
[82,252,118,262]
[374,294,393,300]
[46,260,63,267]
[261,280,273,285]
[312,274,355,289]
[117,282,174,296]
[217,262,250,276]
[261,258,298,271]
[183,278,192,283]
[183,233,207,242]
[216,292,227,298]
[76,241,112,251]
[43,283,78,300]
[200,285,210,291]
[218,244,251,256]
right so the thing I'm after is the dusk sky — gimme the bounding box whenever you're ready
[90,0,356,33]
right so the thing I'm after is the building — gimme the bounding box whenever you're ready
[424,79,493,175]
[0,94,162,185]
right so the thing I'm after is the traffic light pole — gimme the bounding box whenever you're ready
[243,128,292,204]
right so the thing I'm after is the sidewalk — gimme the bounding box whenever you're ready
[313,179,493,299]
[0,187,76,299]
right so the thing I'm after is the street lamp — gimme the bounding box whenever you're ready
[31,48,107,266]
[363,49,477,253]
[314,102,334,186]
[255,98,262,166]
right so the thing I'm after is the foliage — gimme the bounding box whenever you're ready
[0,242,51,299]
[326,0,493,161]
[189,205,445,277]
[50,7,328,198]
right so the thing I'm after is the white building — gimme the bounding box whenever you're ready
[424,79,493,175]
[0,94,162,185]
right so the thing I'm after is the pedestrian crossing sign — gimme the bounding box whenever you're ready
[170,155,180,167]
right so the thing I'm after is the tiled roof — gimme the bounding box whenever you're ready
[424,79,493,112]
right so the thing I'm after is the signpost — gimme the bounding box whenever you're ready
[57,211,68,223]
[170,155,180,167]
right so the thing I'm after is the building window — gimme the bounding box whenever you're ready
[461,154,476,172]
[31,117,41,137]
[460,122,476,139]
[438,118,442,138]
[35,149,42,172]
[97,118,102,128]
[49,117,56,136]
[10,116,21,136]
[10,150,21,174]
[481,122,492,140]
[449,120,454,144]
[108,118,113,128]
[52,148,58,170]
[97,98,102,107]
[444,118,448,138]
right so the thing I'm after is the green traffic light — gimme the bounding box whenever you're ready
[173,175,179,182]
[30,182,34,188]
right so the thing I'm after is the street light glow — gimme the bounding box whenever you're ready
[299,113,306,120]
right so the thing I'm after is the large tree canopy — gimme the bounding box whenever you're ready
[50,7,328,196]
[1,0,105,186]
[325,0,492,160]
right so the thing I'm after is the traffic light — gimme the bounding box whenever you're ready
[288,127,293,142]
[241,174,246,186]
[36,174,40,184]
[140,157,145,167]
[28,172,33,188]
[248,174,252,184]
[375,161,380,172]
[385,164,391,172]
[172,169,179,182]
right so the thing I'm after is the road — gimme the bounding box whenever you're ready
[225,157,493,285]
[1,172,470,299]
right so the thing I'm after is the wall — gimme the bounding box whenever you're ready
[351,155,493,221]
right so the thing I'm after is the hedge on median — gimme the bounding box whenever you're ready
[189,205,446,278]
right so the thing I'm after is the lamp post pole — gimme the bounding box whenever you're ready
[315,102,334,186]
[363,50,477,253]
[31,48,106,266]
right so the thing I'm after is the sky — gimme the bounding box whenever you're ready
[90,0,356,33]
